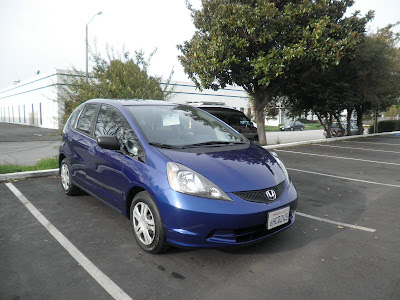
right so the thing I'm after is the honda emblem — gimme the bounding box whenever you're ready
[265,189,277,200]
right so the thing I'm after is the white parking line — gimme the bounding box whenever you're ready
[287,167,400,188]
[296,212,376,232]
[342,140,400,146]
[276,149,400,166]
[315,144,400,154]
[5,183,132,300]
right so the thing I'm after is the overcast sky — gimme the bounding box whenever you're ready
[1,0,399,90]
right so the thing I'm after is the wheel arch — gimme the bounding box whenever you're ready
[58,153,66,173]
[126,186,146,219]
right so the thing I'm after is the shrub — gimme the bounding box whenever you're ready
[373,120,400,133]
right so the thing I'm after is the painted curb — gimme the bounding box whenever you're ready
[1,131,399,182]
[0,168,59,182]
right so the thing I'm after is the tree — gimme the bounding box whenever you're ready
[59,49,173,124]
[283,57,354,137]
[178,0,372,145]
[385,104,400,119]
[350,25,400,133]
[284,24,400,137]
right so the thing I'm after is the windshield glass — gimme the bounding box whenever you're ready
[127,104,245,147]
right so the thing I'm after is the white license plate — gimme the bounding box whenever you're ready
[267,206,290,230]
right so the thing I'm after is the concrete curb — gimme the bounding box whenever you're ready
[263,131,400,150]
[0,168,59,182]
[1,131,399,182]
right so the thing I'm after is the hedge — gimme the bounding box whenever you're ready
[372,120,400,133]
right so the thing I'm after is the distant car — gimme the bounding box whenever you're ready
[280,121,305,131]
[59,99,298,253]
[323,122,360,138]
[198,106,258,141]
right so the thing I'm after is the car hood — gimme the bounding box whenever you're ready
[157,143,286,192]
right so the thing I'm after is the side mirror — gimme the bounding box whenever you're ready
[97,135,120,150]
[126,140,139,156]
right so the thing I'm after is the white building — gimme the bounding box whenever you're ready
[0,69,64,129]
[0,69,286,130]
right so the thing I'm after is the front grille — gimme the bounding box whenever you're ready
[233,180,286,203]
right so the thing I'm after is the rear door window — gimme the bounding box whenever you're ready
[76,103,98,135]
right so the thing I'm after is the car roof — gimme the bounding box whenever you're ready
[198,106,246,114]
[85,98,176,106]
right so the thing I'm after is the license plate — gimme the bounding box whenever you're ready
[267,206,290,230]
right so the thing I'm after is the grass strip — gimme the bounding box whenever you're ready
[0,156,58,174]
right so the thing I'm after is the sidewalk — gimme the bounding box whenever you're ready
[0,123,60,165]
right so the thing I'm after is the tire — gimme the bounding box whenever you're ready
[130,191,168,254]
[300,127,304,131]
[60,158,81,196]
[290,128,294,131]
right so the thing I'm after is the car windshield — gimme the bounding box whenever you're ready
[127,104,245,148]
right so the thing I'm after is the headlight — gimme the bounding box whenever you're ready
[167,162,232,201]
[270,151,290,182]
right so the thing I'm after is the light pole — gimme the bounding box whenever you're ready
[86,11,102,82]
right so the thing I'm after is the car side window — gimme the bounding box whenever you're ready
[63,105,83,134]
[95,104,144,159]
[76,104,98,135]
[226,115,239,126]
[69,105,83,128]
[95,105,125,139]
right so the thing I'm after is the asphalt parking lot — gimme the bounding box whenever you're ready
[1,134,399,299]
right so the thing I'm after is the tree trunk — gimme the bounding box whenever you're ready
[346,108,353,136]
[255,108,267,145]
[316,112,331,138]
[355,105,364,135]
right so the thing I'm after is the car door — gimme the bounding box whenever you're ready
[71,103,99,191]
[91,104,144,210]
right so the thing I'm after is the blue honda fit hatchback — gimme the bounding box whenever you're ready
[59,99,298,253]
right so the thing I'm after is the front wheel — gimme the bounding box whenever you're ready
[130,191,168,254]
[60,158,81,195]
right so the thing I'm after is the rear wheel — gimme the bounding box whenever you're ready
[130,191,168,254]
[60,158,81,195]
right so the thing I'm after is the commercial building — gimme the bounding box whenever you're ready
[0,69,287,130]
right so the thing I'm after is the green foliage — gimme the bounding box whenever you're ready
[350,24,400,124]
[284,23,400,136]
[59,49,172,125]
[385,104,400,119]
[374,120,400,132]
[179,0,371,144]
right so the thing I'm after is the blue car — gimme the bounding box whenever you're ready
[59,99,298,253]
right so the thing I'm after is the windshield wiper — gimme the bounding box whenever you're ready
[148,142,182,149]
[180,141,245,148]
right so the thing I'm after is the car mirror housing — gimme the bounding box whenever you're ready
[97,135,120,150]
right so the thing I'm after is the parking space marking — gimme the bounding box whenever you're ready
[296,212,376,232]
[287,168,400,188]
[5,183,132,300]
[276,149,400,166]
[315,144,400,154]
[342,140,400,146]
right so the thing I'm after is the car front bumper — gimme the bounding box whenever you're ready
[155,181,298,248]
